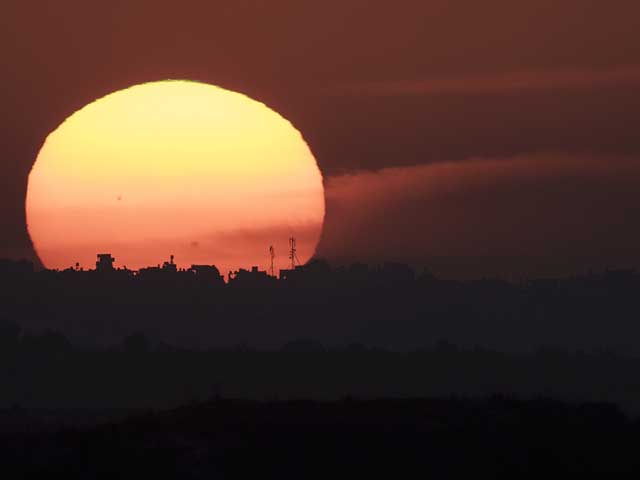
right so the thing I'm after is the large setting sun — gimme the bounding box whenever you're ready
[26,80,325,275]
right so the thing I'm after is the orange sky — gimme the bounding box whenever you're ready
[3,1,640,277]
[26,81,325,274]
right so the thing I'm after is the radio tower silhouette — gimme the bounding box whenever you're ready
[269,245,275,277]
[289,237,300,269]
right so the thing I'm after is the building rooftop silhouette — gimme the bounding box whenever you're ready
[95,254,115,272]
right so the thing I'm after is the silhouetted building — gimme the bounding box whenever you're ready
[229,266,275,287]
[278,267,298,281]
[162,254,177,273]
[279,263,326,284]
[189,265,225,285]
[137,255,180,280]
[95,254,115,272]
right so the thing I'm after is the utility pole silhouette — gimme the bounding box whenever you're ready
[269,245,275,277]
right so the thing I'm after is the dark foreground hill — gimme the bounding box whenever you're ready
[3,258,640,354]
[1,397,639,478]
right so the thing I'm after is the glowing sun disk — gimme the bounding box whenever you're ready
[26,80,325,274]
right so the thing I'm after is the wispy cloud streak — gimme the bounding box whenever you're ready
[317,153,640,278]
[329,67,640,96]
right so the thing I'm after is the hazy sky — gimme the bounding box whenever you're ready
[2,0,640,276]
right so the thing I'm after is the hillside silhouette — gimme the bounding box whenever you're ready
[3,257,640,476]
[1,256,639,353]
[2,257,640,412]
[1,397,639,477]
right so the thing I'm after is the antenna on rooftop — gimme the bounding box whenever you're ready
[289,237,300,269]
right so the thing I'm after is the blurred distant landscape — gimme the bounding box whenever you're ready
[2,257,640,413]
[2,397,640,477]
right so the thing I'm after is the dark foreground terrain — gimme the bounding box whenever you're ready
[2,260,640,476]
[1,397,639,478]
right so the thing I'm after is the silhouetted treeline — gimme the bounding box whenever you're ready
[1,397,639,477]
[1,258,639,354]
[3,321,640,412]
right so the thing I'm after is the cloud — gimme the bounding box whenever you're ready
[317,153,640,278]
[328,68,640,96]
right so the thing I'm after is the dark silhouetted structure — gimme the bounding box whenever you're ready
[229,265,275,287]
[188,264,225,285]
[95,253,115,272]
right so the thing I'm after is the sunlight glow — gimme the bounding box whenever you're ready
[26,80,325,274]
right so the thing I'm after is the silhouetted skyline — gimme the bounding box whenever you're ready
[2,1,640,277]
[2,256,639,353]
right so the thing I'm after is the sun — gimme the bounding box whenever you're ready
[26,80,325,274]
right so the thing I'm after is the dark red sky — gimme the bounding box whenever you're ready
[2,0,640,277]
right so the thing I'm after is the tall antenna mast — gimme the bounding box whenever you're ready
[289,237,299,269]
[269,245,275,276]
